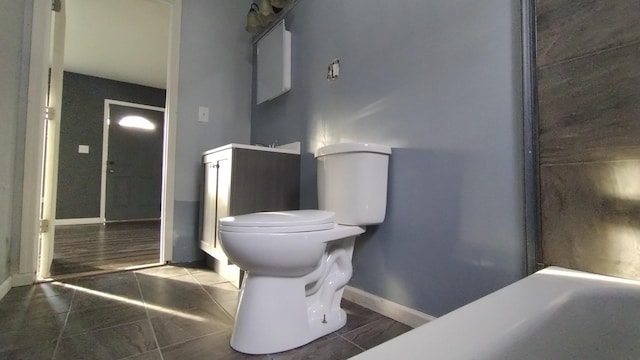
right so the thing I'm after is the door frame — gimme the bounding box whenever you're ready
[38,0,66,279]
[17,0,182,284]
[101,99,166,222]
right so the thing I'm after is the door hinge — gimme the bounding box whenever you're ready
[45,107,55,120]
[52,0,62,12]
[40,219,50,234]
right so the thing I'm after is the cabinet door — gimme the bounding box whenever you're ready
[214,156,231,255]
[200,161,217,252]
[213,153,243,287]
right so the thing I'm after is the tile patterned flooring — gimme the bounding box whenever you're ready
[0,265,412,360]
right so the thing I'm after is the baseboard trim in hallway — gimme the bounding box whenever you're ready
[55,217,103,226]
[344,285,435,328]
[47,262,164,282]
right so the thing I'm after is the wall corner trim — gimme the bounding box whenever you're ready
[1,273,35,301]
[11,272,34,287]
[0,277,11,301]
[343,286,435,328]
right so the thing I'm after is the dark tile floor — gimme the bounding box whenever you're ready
[0,265,412,360]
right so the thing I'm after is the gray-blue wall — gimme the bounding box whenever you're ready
[251,0,526,316]
[57,72,166,219]
[172,0,252,262]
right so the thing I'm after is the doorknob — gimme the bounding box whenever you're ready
[108,169,115,174]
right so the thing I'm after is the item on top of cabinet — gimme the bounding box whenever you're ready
[270,0,293,9]
[246,3,264,35]
[258,0,276,23]
[256,20,291,104]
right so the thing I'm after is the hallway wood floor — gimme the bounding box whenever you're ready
[51,221,161,276]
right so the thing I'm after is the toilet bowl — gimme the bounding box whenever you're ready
[218,143,391,354]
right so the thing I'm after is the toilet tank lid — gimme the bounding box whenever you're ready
[219,210,335,228]
[315,143,391,158]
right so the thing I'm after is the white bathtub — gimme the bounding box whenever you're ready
[350,267,640,360]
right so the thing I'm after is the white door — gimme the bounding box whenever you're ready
[38,0,66,279]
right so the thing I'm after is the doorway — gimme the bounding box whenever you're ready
[32,0,180,280]
[49,100,166,277]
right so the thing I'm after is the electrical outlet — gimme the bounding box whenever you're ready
[327,59,340,81]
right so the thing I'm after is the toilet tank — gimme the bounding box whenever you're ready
[315,143,391,225]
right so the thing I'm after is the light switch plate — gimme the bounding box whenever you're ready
[198,106,209,122]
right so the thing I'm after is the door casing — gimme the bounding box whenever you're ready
[17,0,182,284]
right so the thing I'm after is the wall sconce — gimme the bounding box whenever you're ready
[118,116,155,130]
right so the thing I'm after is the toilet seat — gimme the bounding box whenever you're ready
[219,210,336,233]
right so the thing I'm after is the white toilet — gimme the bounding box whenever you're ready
[218,143,391,354]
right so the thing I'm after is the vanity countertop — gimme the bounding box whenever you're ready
[203,142,301,156]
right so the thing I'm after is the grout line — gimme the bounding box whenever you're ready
[192,275,238,321]
[339,320,377,338]
[538,39,640,70]
[119,349,162,360]
[156,328,229,351]
[133,272,165,360]
[61,318,152,338]
[136,269,233,351]
[50,286,77,360]
[541,157,640,167]
[337,334,366,352]
[50,297,153,337]
[199,286,237,321]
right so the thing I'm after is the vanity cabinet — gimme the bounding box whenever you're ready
[200,144,300,286]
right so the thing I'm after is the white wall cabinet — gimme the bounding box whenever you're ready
[256,20,291,104]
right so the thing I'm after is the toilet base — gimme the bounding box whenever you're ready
[230,275,348,355]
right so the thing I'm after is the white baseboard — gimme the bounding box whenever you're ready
[343,286,436,328]
[0,276,12,300]
[11,272,35,287]
[56,217,103,226]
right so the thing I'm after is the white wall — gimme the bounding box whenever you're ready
[172,0,253,261]
[0,1,31,290]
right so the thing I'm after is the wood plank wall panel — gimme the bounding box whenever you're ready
[538,43,640,164]
[537,0,640,279]
[541,162,640,279]
[536,0,640,67]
